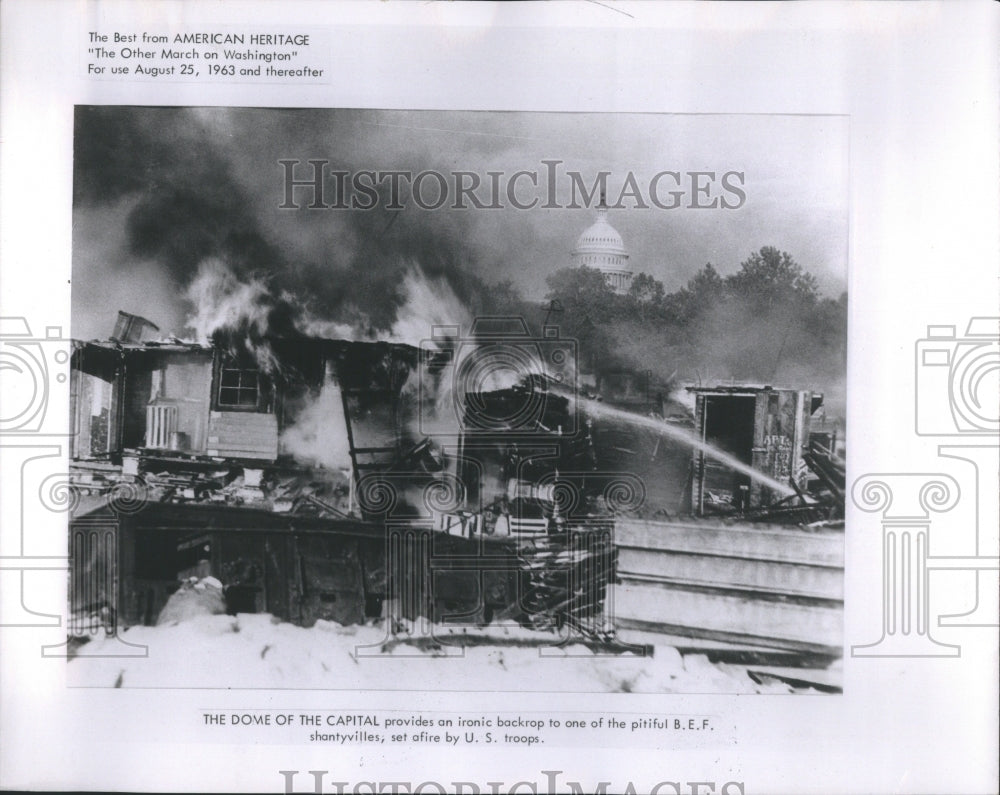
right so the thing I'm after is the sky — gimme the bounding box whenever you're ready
[71,106,848,341]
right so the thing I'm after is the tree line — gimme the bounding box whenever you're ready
[482,246,847,412]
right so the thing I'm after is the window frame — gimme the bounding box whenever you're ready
[211,354,273,413]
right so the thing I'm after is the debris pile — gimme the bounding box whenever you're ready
[514,530,617,642]
[700,443,845,528]
[70,456,354,518]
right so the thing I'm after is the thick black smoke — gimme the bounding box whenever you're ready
[73,106,492,341]
[75,107,280,278]
[72,107,847,412]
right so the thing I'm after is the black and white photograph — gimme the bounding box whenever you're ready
[1,3,997,793]
[66,106,847,693]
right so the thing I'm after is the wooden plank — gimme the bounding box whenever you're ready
[609,519,843,653]
[614,619,840,657]
[209,441,279,449]
[205,439,278,451]
[617,547,843,600]
[207,426,278,438]
[206,411,279,460]
[615,518,844,567]
[746,665,842,693]
[612,579,842,651]
[207,448,275,461]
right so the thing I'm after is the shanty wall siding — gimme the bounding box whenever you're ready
[206,410,279,460]
[71,345,284,461]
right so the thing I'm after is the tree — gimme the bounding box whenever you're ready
[479,278,527,317]
[625,272,666,324]
[545,266,618,324]
[665,263,725,325]
[688,262,724,296]
[725,247,819,312]
[627,272,665,304]
[545,266,621,373]
[537,250,844,399]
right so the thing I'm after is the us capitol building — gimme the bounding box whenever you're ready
[571,198,633,294]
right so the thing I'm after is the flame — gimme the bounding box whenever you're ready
[185,258,467,351]
[387,265,471,348]
[185,258,273,342]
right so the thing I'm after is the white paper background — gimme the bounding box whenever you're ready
[1,2,997,793]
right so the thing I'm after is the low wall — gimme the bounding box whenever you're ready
[611,519,844,655]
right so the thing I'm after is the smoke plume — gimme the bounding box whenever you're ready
[73,106,489,348]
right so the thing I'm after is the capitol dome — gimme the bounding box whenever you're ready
[573,215,628,258]
[571,202,633,294]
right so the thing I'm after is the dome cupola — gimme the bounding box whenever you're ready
[571,196,633,294]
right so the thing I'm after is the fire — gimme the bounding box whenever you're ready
[185,258,467,350]
[182,258,476,465]
[186,257,361,343]
[184,258,359,375]
[388,265,471,348]
[184,258,276,343]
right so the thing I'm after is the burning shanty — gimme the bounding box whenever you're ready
[67,310,844,682]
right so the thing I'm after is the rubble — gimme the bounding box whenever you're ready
[71,454,354,517]
[66,324,844,669]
